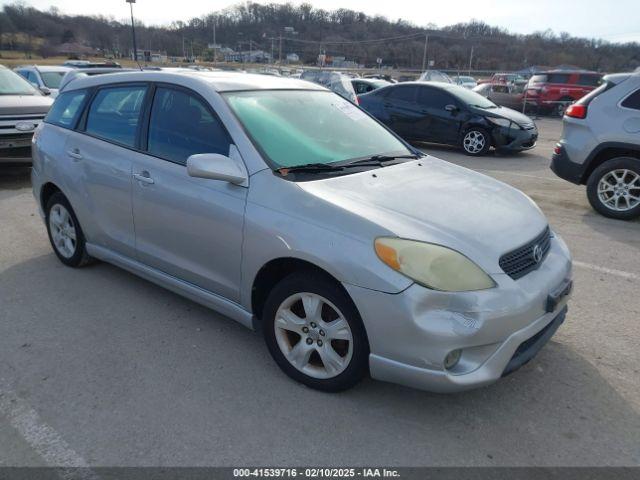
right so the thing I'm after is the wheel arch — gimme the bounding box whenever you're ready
[40,182,63,211]
[582,143,640,184]
[251,257,358,324]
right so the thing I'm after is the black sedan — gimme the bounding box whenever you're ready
[358,82,538,156]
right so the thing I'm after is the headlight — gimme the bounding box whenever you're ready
[487,117,515,129]
[374,238,496,292]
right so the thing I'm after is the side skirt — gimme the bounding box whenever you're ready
[86,243,255,330]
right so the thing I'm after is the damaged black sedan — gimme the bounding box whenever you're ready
[359,82,537,156]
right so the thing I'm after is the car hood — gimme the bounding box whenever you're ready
[297,158,548,273]
[0,95,53,116]
[479,105,533,126]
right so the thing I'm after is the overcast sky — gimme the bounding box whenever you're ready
[6,0,640,43]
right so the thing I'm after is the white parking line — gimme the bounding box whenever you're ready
[0,383,97,479]
[574,261,640,281]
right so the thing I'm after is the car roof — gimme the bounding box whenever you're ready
[603,72,639,84]
[65,70,327,93]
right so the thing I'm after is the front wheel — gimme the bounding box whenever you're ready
[461,128,491,156]
[262,272,369,392]
[586,157,640,220]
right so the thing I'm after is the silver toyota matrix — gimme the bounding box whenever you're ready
[31,71,573,393]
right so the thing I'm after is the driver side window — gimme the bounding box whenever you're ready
[147,87,232,165]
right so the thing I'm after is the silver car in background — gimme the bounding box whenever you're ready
[14,65,73,98]
[0,65,53,165]
[31,71,573,393]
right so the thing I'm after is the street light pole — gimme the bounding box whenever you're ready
[126,0,138,63]
[421,33,429,72]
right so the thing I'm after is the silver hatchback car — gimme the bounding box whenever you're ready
[32,71,573,393]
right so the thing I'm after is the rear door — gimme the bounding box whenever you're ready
[64,83,148,258]
[381,85,420,140]
[131,84,247,302]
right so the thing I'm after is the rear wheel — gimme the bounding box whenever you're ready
[461,128,491,156]
[262,272,369,392]
[45,192,93,267]
[586,157,640,220]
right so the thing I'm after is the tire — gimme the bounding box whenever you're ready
[45,192,93,267]
[461,127,491,156]
[555,97,573,117]
[586,157,640,220]
[262,271,369,392]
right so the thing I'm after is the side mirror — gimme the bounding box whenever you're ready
[39,86,52,96]
[187,153,248,185]
[445,104,459,114]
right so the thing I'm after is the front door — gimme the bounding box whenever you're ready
[415,86,462,145]
[131,85,247,302]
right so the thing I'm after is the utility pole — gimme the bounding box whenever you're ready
[421,33,429,72]
[278,34,282,65]
[468,45,474,76]
[126,0,138,63]
[212,17,216,64]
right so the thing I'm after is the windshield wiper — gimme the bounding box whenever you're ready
[277,163,345,175]
[342,154,421,168]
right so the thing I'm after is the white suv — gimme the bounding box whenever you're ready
[551,72,640,220]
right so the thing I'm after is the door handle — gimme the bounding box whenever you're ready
[66,148,83,161]
[133,172,154,185]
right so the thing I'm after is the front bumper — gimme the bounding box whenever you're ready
[493,126,538,152]
[0,133,34,165]
[344,235,572,393]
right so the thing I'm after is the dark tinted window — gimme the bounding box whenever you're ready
[387,85,417,102]
[86,85,147,147]
[547,73,571,84]
[45,90,88,128]
[576,75,602,87]
[417,87,455,109]
[622,89,640,110]
[148,87,231,165]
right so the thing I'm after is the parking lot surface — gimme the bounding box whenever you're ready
[1,118,639,467]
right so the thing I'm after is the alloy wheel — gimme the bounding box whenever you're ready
[48,204,77,258]
[597,169,640,212]
[463,131,486,154]
[274,292,353,379]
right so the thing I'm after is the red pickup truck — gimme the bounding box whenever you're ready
[524,70,603,116]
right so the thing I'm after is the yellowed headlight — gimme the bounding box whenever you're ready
[374,237,496,292]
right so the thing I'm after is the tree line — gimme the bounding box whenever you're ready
[1,1,638,72]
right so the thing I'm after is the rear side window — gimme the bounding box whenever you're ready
[85,85,147,147]
[387,85,417,102]
[45,90,88,129]
[622,89,640,110]
[576,75,602,87]
[417,87,454,109]
[147,87,231,165]
[547,73,571,84]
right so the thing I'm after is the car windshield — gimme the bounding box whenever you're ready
[0,69,38,95]
[40,71,66,89]
[224,90,411,169]
[452,87,497,108]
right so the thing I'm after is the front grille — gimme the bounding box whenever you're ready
[499,227,552,280]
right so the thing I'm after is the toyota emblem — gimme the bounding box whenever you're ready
[532,244,543,264]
